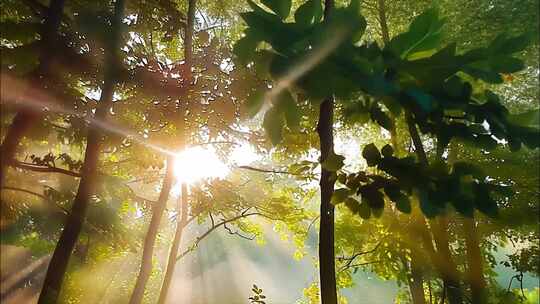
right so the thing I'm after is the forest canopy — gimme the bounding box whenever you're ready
[0,0,539,303]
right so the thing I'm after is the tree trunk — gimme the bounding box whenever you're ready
[463,217,487,304]
[431,217,463,304]
[157,183,188,304]
[409,252,427,304]
[316,1,337,303]
[405,113,462,304]
[37,1,124,303]
[129,0,195,302]
[0,0,65,187]
[128,160,175,304]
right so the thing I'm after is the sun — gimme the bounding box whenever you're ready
[173,146,229,184]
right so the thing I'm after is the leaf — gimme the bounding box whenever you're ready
[275,90,301,130]
[418,189,438,218]
[321,152,345,172]
[261,0,291,20]
[359,186,384,210]
[508,109,540,128]
[245,90,266,117]
[294,0,323,27]
[362,143,381,166]
[233,33,261,65]
[370,105,394,131]
[381,144,394,157]
[331,188,350,205]
[387,9,445,59]
[263,106,285,145]
[357,201,371,219]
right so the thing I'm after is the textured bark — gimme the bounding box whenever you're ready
[37,1,125,302]
[157,184,188,304]
[0,0,65,187]
[463,217,487,304]
[128,160,175,304]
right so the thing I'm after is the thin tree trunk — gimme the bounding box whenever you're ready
[463,217,487,304]
[317,4,338,303]
[157,183,189,304]
[128,160,175,304]
[0,0,65,187]
[37,1,125,303]
[129,0,195,302]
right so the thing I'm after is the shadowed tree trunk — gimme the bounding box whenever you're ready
[406,113,463,304]
[37,1,125,303]
[431,217,463,304]
[129,0,195,302]
[375,4,426,302]
[0,0,65,187]
[317,2,337,303]
[463,216,487,303]
[409,251,427,304]
[157,183,189,304]
[128,161,175,304]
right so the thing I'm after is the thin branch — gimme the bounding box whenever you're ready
[2,186,70,215]
[176,211,263,260]
[11,161,81,177]
[237,165,307,176]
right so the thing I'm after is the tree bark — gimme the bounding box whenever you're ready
[37,1,124,303]
[128,160,175,304]
[0,0,65,187]
[317,1,338,302]
[157,183,188,304]
[463,217,487,304]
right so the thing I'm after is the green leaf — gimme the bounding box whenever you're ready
[294,0,323,27]
[261,0,291,20]
[245,90,266,117]
[331,188,350,205]
[233,33,261,64]
[508,109,540,128]
[275,90,301,130]
[387,8,445,59]
[321,152,345,172]
[263,107,285,145]
[362,143,381,166]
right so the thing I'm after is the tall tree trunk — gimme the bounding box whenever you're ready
[129,0,195,302]
[317,2,337,303]
[463,217,487,304]
[128,160,175,304]
[37,1,125,303]
[157,183,188,304]
[0,0,65,187]
[431,218,463,304]
[405,112,462,304]
[409,252,427,304]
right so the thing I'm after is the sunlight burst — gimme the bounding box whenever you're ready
[173,146,229,184]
